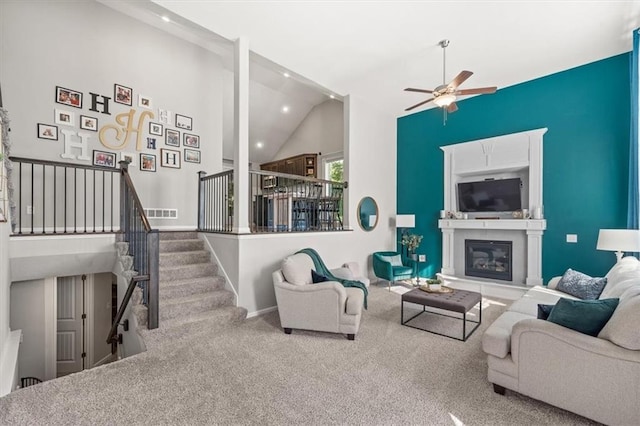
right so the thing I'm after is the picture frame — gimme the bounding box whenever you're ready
[161,148,181,169]
[165,129,180,147]
[79,115,98,132]
[140,153,156,172]
[55,86,82,108]
[114,83,133,106]
[54,109,75,126]
[147,137,157,150]
[184,149,201,164]
[175,114,193,131]
[92,150,116,168]
[158,109,171,125]
[149,122,163,136]
[138,94,152,109]
[119,151,136,166]
[183,133,200,148]
[37,123,58,140]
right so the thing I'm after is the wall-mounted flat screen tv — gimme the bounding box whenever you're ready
[457,178,522,212]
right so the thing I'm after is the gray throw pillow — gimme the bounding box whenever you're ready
[556,269,607,300]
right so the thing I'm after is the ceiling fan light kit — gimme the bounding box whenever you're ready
[404,39,497,115]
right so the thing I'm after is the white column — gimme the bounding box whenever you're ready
[526,229,544,286]
[233,37,251,234]
[441,228,455,275]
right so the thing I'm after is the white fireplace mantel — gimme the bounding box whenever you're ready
[439,128,547,287]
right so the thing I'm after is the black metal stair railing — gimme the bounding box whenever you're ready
[118,160,159,330]
[9,156,119,235]
[197,169,233,233]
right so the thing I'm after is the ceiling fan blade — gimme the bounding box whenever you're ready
[404,87,434,94]
[455,86,497,96]
[447,102,458,113]
[447,70,473,90]
[405,98,434,111]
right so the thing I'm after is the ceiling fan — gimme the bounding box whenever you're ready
[404,39,497,113]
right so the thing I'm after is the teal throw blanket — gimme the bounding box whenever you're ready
[296,248,368,309]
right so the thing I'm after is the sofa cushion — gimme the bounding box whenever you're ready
[281,253,315,285]
[556,269,607,300]
[507,286,577,317]
[311,270,329,283]
[601,256,640,298]
[392,266,413,276]
[547,298,619,337]
[380,254,403,266]
[600,277,640,300]
[482,311,534,358]
[598,295,640,350]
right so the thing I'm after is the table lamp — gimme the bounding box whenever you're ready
[596,229,640,263]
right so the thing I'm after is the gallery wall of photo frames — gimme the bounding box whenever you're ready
[37,84,203,172]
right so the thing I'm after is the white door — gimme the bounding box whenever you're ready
[56,276,85,377]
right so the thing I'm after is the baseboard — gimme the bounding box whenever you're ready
[246,306,278,319]
[93,353,117,368]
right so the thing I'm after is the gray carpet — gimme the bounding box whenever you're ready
[0,284,597,425]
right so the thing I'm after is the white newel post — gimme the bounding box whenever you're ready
[233,37,251,234]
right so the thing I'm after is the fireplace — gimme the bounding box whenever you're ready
[465,239,513,282]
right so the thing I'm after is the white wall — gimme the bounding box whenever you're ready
[0,221,9,367]
[271,100,343,161]
[92,272,112,365]
[0,0,224,229]
[10,279,46,381]
[205,95,397,316]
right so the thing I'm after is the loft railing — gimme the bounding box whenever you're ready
[9,156,119,235]
[196,169,347,234]
[119,160,159,329]
[197,169,233,233]
[249,170,346,233]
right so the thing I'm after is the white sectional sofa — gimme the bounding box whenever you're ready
[482,256,640,425]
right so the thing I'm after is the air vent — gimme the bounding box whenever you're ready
[144,208,178,220]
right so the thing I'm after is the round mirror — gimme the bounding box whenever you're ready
[357,196,378,231]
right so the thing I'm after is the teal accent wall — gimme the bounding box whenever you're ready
[398,53,631,280]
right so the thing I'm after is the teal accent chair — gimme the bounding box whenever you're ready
[372,251,414,291]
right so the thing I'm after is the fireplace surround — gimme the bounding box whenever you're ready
[438,128,547,287]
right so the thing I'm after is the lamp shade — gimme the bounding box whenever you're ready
[596,229,640,252]
[433,93,456,107]
[396,214,415,228]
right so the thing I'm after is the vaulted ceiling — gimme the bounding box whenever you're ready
[103,0,640,164]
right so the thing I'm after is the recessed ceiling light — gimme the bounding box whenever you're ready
[329,94,335,99]
[283,72,290,78]
[256,141,264,148]
[161,16,171,23]
[281,106,290,113]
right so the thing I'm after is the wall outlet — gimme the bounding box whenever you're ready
[418,254,426,262]
[566,234,578,243]
[26,205,33,215]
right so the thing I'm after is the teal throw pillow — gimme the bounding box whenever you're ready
[547,298,619,336]
[311,270,329,284]
[556,269,607,300]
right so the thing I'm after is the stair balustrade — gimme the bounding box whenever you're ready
[197,169,233,233]
[9,156,120,235]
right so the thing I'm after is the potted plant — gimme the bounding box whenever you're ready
[426,278,442,291]
[400,233,423,260]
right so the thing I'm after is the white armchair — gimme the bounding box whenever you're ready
[272,253,368,340]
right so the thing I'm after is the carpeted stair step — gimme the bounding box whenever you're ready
[159,239,204,253]
[159,250,210,267]
[160,276,226,300]
[140,306,248,350]
[160,262,217,282]
[159,231,198,241]
[159,290,235,321]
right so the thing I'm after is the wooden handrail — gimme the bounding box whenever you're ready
[121,167,151,232]
[107,274,149,345]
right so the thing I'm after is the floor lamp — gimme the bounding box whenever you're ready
[596,229,640,263]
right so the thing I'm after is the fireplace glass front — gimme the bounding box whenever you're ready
[464,239,513,281]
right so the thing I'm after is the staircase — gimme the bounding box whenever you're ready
[138,231,247,350]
